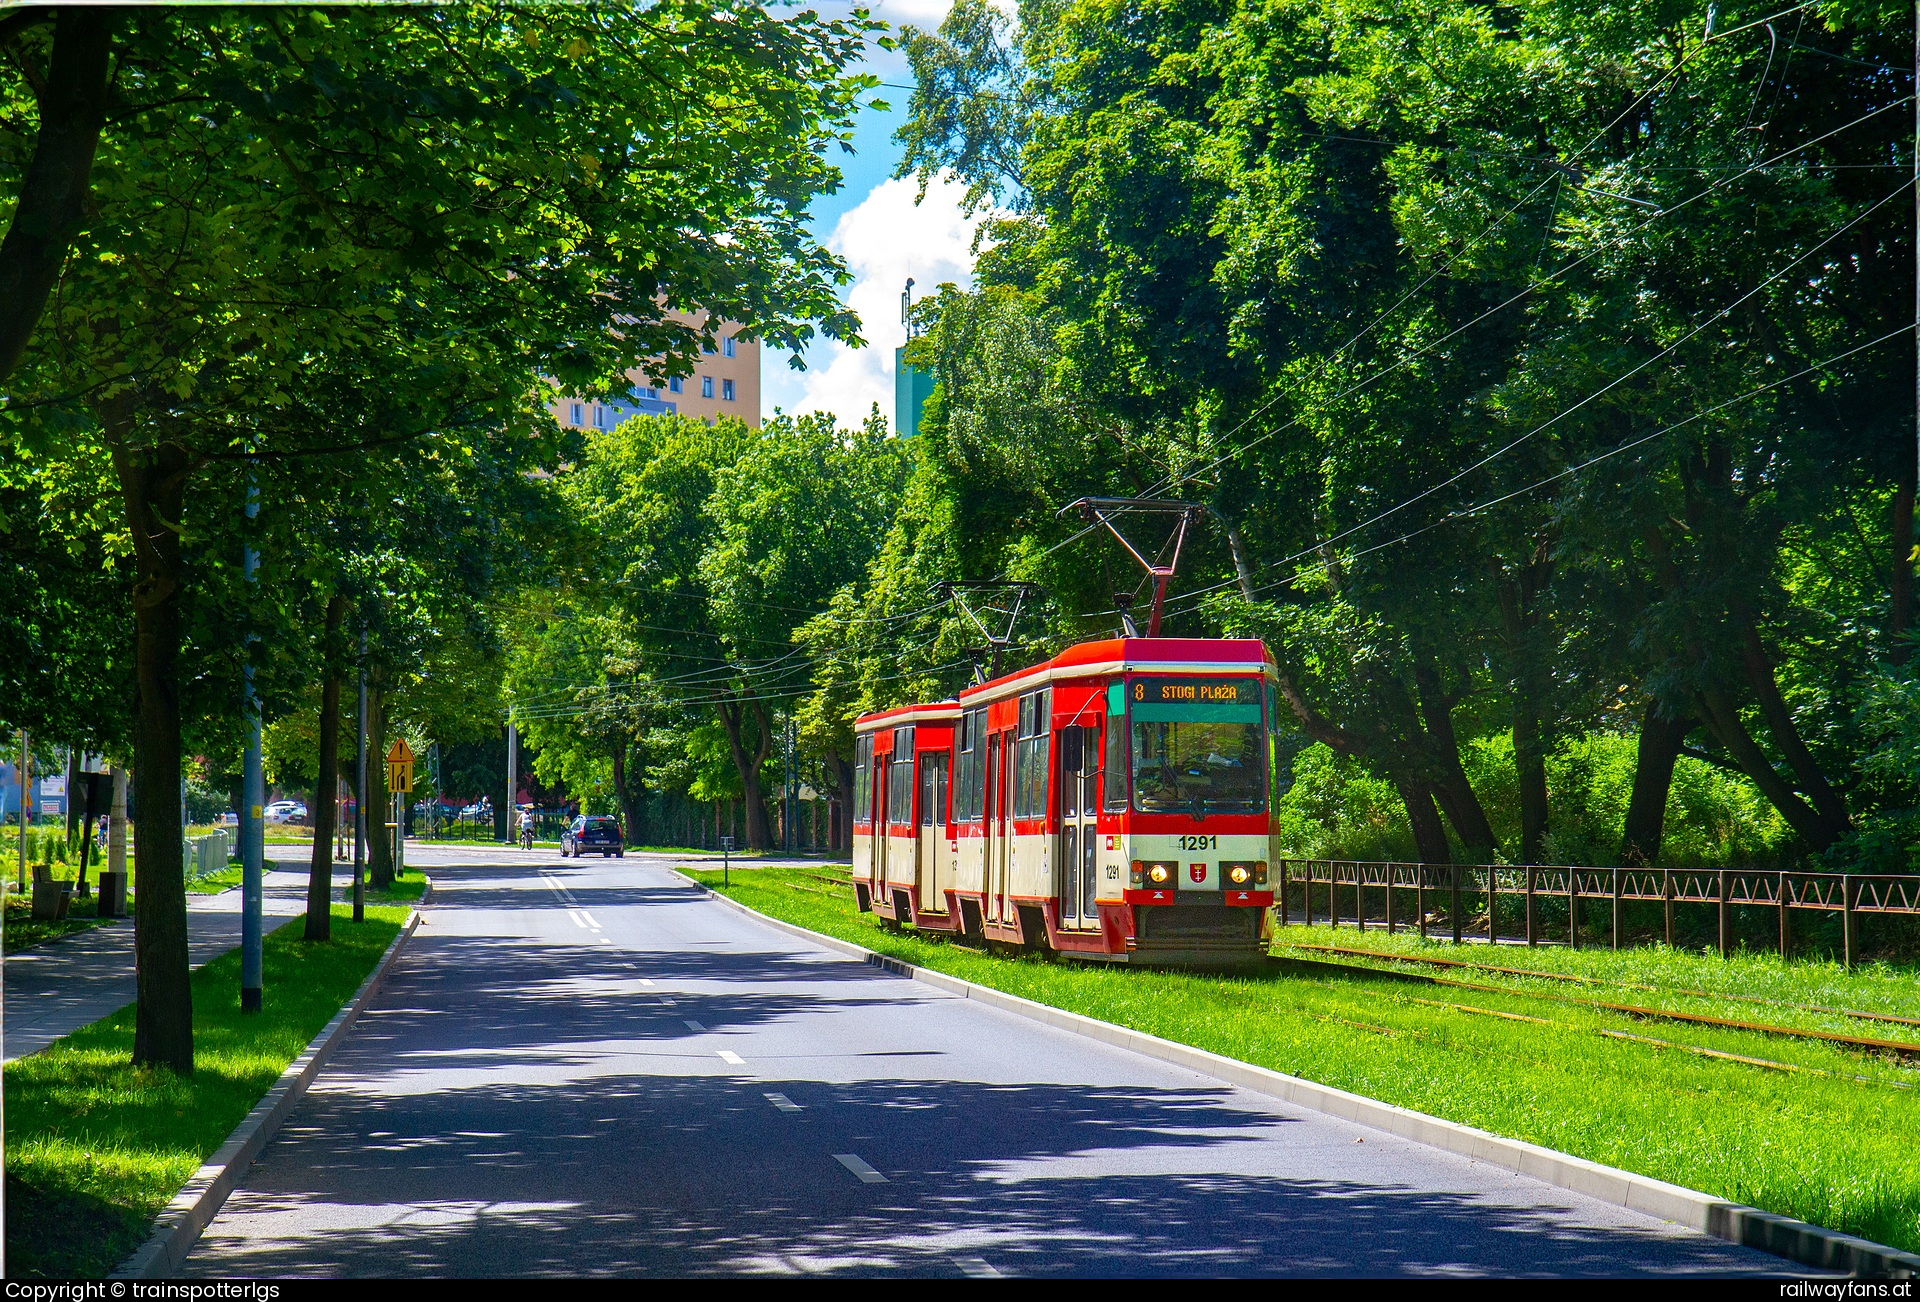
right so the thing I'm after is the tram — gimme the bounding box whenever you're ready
[850,636,1277,967]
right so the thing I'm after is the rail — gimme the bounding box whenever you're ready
[1276,859,1920,968]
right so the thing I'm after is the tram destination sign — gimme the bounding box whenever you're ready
[1130,677,1259,706]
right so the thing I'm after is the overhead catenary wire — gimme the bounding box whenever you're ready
[1205,323,1916,609]
[1094,103,1914,633]
[1123,11,1809,509]
[1143,91,1914,520]
[1128,189,1912,633]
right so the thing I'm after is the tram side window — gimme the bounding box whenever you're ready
[854,735,872,824]
[888,727,916,824]
[1012,688,1051,818]
[1102,721,1127,811]
[952,709,985,822]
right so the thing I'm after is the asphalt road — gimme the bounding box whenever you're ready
[184,844,1788,1278]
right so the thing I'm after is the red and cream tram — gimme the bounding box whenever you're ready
[851,637,1276,967]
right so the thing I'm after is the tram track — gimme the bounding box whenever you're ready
[1278,941,1920,1031]
[1267,948,1920,1063]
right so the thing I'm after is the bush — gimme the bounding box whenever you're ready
[1272,744,1417,860]
[1278,731,1795,867]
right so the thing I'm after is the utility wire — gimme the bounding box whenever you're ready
[1126,170,1914,628]
[1229,324,1917,599]
[1124,13,1784,506]
[1148,91,1913,508]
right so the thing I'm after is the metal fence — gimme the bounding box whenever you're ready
[1277,859,1920,968]
[417,808,574,842]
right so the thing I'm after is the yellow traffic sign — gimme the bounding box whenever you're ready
[385,739,416,794]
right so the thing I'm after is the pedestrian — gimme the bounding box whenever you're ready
[97,814,108,848]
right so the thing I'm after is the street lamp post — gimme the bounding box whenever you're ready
[354,632,367,924]
[241,478,264,1012]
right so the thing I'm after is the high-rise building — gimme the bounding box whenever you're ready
[550,312,760,432]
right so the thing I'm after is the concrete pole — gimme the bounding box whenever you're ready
[354,633,367,924]
[241,478,264,1012]
[108,763,127,878]
[506,722,517,845]
[15,729,27,892]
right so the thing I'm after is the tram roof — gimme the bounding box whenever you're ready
[854,637,1273,733]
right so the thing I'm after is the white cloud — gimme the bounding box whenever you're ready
[765,172,988,428]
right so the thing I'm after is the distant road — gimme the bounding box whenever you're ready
[184,844,1788,1277]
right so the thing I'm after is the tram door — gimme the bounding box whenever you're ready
[987,734,1008,922]
[918,754,947,913]
[1058,726,1100,929]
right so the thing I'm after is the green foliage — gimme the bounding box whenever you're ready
[885,0,1909,866]
[1278,733,1796,866]
[1273,744,1417,861]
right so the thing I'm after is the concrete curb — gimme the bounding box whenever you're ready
[679,871,1920,1279]
[112,888,427,1280]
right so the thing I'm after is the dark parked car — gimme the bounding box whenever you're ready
[562,815,623,858]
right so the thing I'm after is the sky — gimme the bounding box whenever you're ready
[758,0,992,426]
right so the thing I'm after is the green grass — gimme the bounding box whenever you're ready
[186,863,243,895]
[685,864,1920,1255]
[363,874,426,904]
[1266,924,1920,1031]
[2,893,119,953]
[3,901,409,1278]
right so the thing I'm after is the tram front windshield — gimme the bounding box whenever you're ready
[1132,717,1266,814]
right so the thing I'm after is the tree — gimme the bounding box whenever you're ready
[892,0,1906,867]
[3,2,882,1069]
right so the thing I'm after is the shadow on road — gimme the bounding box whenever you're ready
[184,858,1783,1279]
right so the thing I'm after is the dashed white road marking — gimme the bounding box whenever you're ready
[638,978,656,987]
[683,1019,707,1032]
[953,1258,1002,1278]
[764,1093,801,1112]
[833,1153,887,1184]
[716,1049,745,1066]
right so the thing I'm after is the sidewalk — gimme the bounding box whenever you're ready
[3,856,321,1063]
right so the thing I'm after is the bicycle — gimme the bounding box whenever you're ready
[520,824,534,851]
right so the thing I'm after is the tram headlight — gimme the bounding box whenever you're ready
[1226,863,1252,886]
[1146,862,1173,885]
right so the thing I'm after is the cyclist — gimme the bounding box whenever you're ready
[518,807,535,850]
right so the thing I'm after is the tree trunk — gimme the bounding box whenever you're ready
[305,593,346,940]
[1393,775,1451,864]
[0,7,115,382]
[366,673,393,889]
[1412,657,1500,859]
[715,697,774,850]
[1495,568,1551,863]
[116,437,194,1073]
[612,743,648,848]
[1892,451,1914,665]
[1620,703,1690,865]
[1693,684,1835,850]
[1511,706,1548,864]
[1736,619,1850,841]
[828,753,854,853]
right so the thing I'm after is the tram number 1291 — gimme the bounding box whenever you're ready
[1177,834,1217,851]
